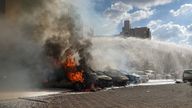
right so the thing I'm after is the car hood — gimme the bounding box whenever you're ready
[97,75,112,80]
[112,76,128,81]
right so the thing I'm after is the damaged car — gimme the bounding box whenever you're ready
[95,71,113,88]
[104,70,129,86]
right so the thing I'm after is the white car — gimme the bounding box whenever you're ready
[135,71,149,83]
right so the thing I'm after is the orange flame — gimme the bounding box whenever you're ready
[63,49,84,83]
[67,71,84,83]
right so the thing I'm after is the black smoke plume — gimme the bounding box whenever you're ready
[0,0,92,89]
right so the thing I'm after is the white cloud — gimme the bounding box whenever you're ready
[130,9,154,22]
[116,0,174,9]
[147,20,192,45]
[111,1,133,12]
[104,0,175,22]
[104,2,132,22]
[147,20,162,30]
[94,0,175,35]
[187,24,192,32]
[170,4,192,16]
[101,0,175,35]
[62,0,176,35]
[104,1,154,23]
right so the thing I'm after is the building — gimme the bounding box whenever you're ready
[121,20,151,39]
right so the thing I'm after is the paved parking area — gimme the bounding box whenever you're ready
[0,84,192,108]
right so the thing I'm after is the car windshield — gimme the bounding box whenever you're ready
[96,71,104,75]
[184,70,192,74]
[136,71,146,75]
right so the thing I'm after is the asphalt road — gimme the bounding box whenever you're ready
[0,83,192,108]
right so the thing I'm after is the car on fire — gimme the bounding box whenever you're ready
[104,70,129,86]
[42,69,96,91]
[183,69,192,84]
[42,68,77,89]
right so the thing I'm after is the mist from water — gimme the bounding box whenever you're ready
[89,36,192,78]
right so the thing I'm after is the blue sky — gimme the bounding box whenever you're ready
[78,0,192,45]
[132,0,192,27]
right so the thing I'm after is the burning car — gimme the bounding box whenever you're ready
[42,37,95,91]
[104,70,129,86]
[42,49,86,91]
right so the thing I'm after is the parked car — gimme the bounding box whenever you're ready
[104,70,129,86]
[135,71,149,83]
[126,74,140,84]
[183,70,192,83]
[95,71,113,88]
[144,70,156,79]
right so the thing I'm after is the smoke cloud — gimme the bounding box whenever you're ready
[90,37,192,78]
[0,0,92,89]
[0,19,46,89]
[2,0,192,90]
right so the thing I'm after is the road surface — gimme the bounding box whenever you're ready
[0,82,192,108]
[0,80,175,100]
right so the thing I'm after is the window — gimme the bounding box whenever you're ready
[184,70,192,74]
[0,0,6,14]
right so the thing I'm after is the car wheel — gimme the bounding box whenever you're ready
[73,83,84,91]
[183,80,187,83]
